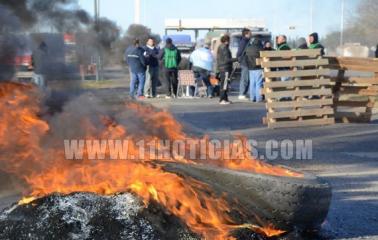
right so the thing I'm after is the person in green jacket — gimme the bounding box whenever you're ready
[308,32,325,56]
[276,35,291,82]
[277,35,291,51]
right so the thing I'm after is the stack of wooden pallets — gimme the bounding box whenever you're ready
[328,57,378,123]
[259,49,335,129]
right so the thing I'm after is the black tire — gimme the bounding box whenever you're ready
[162,162,332,232]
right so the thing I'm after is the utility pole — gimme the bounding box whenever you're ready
[340,0,345,47]
[135,0,141,24]
[310,0,314,33]
[94,0,102,81]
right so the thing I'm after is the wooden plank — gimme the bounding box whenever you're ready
[267,98,334,109]
[327,57,378,72]
[335,112,372,122]
[268,117,335,129]
[260,59,329,68]
[268,107,334,119]
[347,77,378,85]
[337,86,378,96]
[265,88,332,99]
[260,49,321,58]
[264,78,331,88]
[334,100,373,108]
[263,69,330,78]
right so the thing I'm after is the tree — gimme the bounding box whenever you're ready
[323,0,378,52]
[113,24,161,63]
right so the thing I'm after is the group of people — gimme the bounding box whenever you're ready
[125,37,181,99]
[236,28,325,102]
[125,28,326,104]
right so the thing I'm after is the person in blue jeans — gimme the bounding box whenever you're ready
[236,28,252,100]
[143,37,160,98]
[249,70,264,102]
[125,39,146,99]
[244,36,264,102]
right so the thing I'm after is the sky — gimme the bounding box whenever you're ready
[78,0,361,39]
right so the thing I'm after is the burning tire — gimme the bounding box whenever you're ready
[162,162,332,232]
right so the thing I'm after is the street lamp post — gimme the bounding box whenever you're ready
[340,0,345,47]
[135,0,141,24]
[310,0,314,33]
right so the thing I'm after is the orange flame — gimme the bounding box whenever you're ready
[0,82,297,239]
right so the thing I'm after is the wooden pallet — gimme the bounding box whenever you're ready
[328,57,378,123]
[259,49,335,129]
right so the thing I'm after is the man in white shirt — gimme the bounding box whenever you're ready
[189,42,214,97]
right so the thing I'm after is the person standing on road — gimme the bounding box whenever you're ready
[296,37,308,49]
[190,41,215,98]
[143,37,160,98]
[276,35,291,82]
[125,39,146,99]
[245,35,264,102]
[277,35,291,51]
[159,38,181,98]
[237,28,252,100]
[308,32,325,56]
[217,35,235,104]
[263,41,274,51]
[375,44,378,58]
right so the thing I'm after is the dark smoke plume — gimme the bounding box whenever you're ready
[0,0,120,81]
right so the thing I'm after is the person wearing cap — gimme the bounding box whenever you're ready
[125,39,146,99]
[159,38,182,98]
[308,32,325,55]
[189,41,215,98]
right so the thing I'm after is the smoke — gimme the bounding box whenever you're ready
[0,0,91,31]
[0,5,24,81]
[0,0,120,81]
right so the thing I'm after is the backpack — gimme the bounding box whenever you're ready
[245,40,263,69]
[164,48,178,68]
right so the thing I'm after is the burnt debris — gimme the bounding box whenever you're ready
[0,192,199,240]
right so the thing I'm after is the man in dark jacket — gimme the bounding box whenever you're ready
[308,32,325,55]
[125,39,146,99]
[217,35,235,104]
[375,44,378,58]
[296,37,308,49]
[245,36,264,102]
[236,28,252,100]
[143,37,160,98]
[159,38,181,98]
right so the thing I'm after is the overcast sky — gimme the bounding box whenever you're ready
[78,0,361,39]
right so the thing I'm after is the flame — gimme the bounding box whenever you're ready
[0,82,299,239]
[18,196,37,205]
